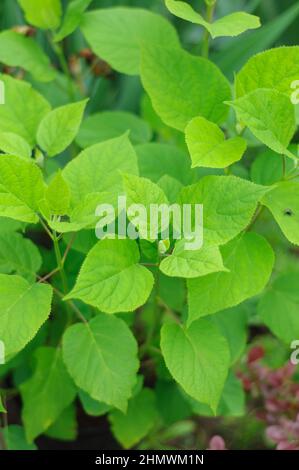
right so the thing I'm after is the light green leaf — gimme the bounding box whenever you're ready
[179,175,267,246]
[0,74,51,146]
[45,171,71,216]
[185,116,247,168]
[261,182,299,245]
[258,273,299,344]
[136,143,193,185]
[0,154,45,223]
[159,240,227,278]
[165,0,260,38]
[63,134,139,206]
[64,239,154,313]
[45,404,77,441]
[18,0,62,30]
[0,275,52,357]
[236,46,299,98]
[37,100,87,157]
[54,0,92,42]
[141,44,231,130]
[109,388,158,449]
[0,232,41,282]
[47,192,112,233]
[3,426,37,450]
[122,173,168,241]
[21,347,76,442]
[228,89,296,158]
[80,7,180,75]
[0,132,31,159]
[187,233,274,323]
[76,111,152,148]
[0,30,56,82]
[160,318,230,413]
[79,390,111,417]
[62,314,139,412]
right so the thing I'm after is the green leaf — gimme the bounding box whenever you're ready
[3,425,37,450]
[189,371,245,418]
[258,273,299,344]
[187,233,274,323]
[212,306,248,365]
[0,218,25,233]
[122,173,168,241]
[0,275,53,357]
[45,404,77,441]
[141,44,231,130]
[0,154,45,223]
[21,347,76,442]
[0,30,56,82]
[45,171,71,216]
[185,116,247,168]
[0,155,44,222]
[37,100,87,157]
[160,318,230,413]
[76,111,152,148]
[62,314,139,412]
[80,7,180,75]
[236,46,299,98]
[18,0,62,30]
[79,390,111,417]
[0,132,31,159]
[63,134,139,206]
[179,175,267,246]
[0,74,51,146]
[159,240,227,278]
[136,143,193,186]
[157,175,183,204]
[251,150,295,186]
[155,381,192,426]
[64,239,154,313]
[165,0,260,38]
[109,388,158,449]
[54,0,92,42]
[0,232,41,282]
[47,191,112,233]
[228,89,296,158]
[261,182,299,245]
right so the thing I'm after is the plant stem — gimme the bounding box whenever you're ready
[282,155,286,179]
[53,233,68,294]
[201,1,216,58]
[48,34,75,101]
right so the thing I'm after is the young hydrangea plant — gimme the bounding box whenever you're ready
[0,0,298,451]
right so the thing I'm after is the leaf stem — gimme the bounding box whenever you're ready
[201,1,216,58]
[53,232,68,294]
[48,34,75,101]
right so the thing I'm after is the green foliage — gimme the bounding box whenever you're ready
[21,347,76,442]
[62,314,139,412]
[141,44,231,130]
[165,0,260,38]
[81,7,180,75]
[161,319,230,413]
[0,0,298,452]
